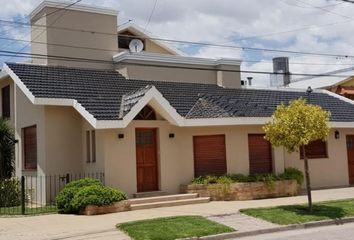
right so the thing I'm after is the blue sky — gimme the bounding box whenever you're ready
[1,0,354,86]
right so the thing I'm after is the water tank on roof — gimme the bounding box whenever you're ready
[271,57,291,87]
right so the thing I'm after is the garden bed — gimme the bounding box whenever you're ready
[80,200,131,215]
[181,168,303,201]
[181,180,299,201]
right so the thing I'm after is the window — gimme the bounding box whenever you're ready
[2,85,10,119]
[118,30,145,50]
[134,106,156,120]
[23,126,37,170]
[86,131,91,163]
[91,130,96,163]
[86,130,96,163]
[300,140,328,159]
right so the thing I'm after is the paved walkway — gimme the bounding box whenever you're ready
[1,187,354,240]
[208,213,278,232]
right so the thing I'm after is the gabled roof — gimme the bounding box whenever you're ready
[117,22,184,56]
[289,67,354,89]
[4,62,354,129]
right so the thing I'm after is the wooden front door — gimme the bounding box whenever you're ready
[346,135,354,185]
[248,134,273,174]
[136,128,158,192]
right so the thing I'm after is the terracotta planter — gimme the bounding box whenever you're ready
[80,200,131,215]
[181,180,299,201]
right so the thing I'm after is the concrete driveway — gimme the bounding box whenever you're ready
[1,187,354,240]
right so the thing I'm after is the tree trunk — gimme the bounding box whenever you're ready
[302,145,313,212]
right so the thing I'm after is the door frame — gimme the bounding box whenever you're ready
[135,128,159,192]
[346,135,354,185]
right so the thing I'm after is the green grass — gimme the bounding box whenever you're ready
[117,216,234,240]
[0,206,57,216]
[240,198,354,225]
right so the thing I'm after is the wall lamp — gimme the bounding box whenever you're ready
[169,133,175,138]
[335,130,340,140]
[118,133,124,139]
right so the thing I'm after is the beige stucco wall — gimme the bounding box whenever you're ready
[101,121,287,196]
[44,106,83,175]
[285,129,350,188]
[117,63,242,88]
[31,7,118,69]
[144,39,175,55]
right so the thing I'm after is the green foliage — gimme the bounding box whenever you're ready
[56,178,103,213]
[71,185,127,212]
[263,98,330,153]
[117,216,234,240]
[0,178,20,207]
[0,118,15,179]
[240,198,354,225]
[56,178,127,214]
[191,168,304,187]
[279,167,304,185]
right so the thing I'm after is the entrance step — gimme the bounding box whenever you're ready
[130,196,210,211]
[129,193,199,205]
[133,191,167,198]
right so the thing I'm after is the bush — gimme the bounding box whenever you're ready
[191,168,304,186]
[279,168,304,185]
[71,185,127,212]
[0,178,20,207]
[56,178,103,213]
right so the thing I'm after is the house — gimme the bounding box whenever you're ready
[289,67,354,99]
[1,1,354,198]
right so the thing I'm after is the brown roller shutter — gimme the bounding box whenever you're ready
[193,135,227,177]
[248,134,273,174]
[2,85,10,119]
[24,125,37,170]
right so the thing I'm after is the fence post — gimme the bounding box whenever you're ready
[21,176,25,215]
[65,173,70,184]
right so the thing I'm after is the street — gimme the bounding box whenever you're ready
[237,222,354,240]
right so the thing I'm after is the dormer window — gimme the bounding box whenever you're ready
[118,30,145,50]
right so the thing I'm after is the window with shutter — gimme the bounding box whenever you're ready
[2,85,10,119]
[300,140,328,159]
[23,125,37,170]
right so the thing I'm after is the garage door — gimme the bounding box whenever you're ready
[193,135,227,177]
[248,134,273,174]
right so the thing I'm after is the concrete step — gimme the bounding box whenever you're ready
[133,191,167,198]
[130,197,210,210]
[129,193,199,205]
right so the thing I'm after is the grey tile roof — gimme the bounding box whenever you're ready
[6,62,354,122]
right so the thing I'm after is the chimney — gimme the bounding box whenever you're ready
[270,57,291,87]
[30,1,119,69]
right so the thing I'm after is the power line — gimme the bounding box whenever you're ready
[144,0,158,32]
[1,49,353,78]
[1,35,354,66]
[293,0,354,20]
[5,0,83,62]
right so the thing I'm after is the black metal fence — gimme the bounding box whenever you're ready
[0,172,104,216]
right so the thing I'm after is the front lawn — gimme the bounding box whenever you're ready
[117,216,234,240]
[240,198,354,225]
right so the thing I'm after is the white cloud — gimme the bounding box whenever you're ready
[1,0,354,87]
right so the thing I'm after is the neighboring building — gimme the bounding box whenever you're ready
[289,67,354,99]
[1,1,354,200]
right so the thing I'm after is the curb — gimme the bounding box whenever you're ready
[179,217,354,240]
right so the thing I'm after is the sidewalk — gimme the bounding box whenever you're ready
[1,187,354,240]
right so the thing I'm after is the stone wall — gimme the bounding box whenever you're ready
[181,180,299,201]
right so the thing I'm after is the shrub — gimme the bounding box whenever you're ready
[0,178,20,207]
[191,168,304,186]
[71,185,127,212]
[279,168,304,185]
[56,178,103,213]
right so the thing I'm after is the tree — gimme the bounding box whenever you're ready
[0,118,15,179]
[263,98,330,212]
